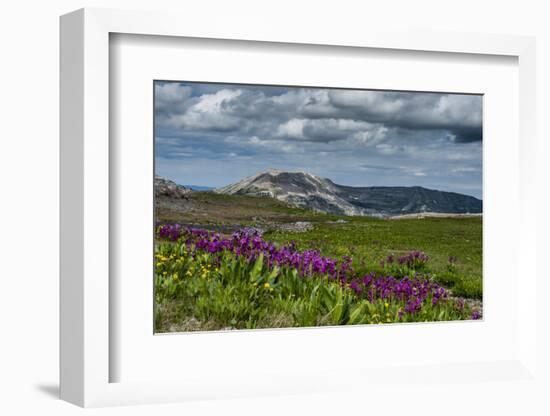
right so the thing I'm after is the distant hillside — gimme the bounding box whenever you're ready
[184,184,215,191]
[214,169,482,217]
[155,176,191,199]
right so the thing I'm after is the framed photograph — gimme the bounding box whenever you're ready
[60,8,539,408]
[152,79,484,334]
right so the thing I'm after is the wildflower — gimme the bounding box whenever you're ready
[405,297,422,314]
[397,308,404,319]
[471,310,482,320]
[155,224,457,319]
[349,280,363,295]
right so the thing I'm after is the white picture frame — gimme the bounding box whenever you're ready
[60,7,539,408]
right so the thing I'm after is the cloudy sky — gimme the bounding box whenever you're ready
[155,81,483,199]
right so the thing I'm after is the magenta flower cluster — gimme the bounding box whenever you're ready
[348,273,448,311]
[470,310,482,320]
[381,250,429,269]
[157,224,453,316]
[181,226,347,281]
[157,222,184,241]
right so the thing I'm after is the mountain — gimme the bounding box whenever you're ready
[155,176,191,199]
[214,169,482,217]
[184,185,215,191]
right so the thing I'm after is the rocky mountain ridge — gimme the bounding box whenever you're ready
[155,176,190,199]
[214,169,482,217]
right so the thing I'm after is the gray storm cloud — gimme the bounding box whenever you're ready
[154,81,483,199]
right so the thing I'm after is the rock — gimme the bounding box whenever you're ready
[215,169,482,217]
[278,221,314,233]
[155,175,190,199]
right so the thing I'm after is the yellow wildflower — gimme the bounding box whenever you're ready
[264,282,270,289]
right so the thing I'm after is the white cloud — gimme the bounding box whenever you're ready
[375,143,400,155]
[451,166,481,173]
[155,83,193,115]
[154,81,483,198]
[169,89,245,131]
[276,119,305,139]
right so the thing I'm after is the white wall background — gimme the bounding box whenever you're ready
[0,1,548,415]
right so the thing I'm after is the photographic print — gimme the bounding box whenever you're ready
[154,81,483,333]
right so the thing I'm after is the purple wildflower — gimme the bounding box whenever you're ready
[156,224,454,317]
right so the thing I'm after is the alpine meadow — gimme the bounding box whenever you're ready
[154,81,483,332]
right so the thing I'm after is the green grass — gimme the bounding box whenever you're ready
[156,191,319,226]
[156,192,483,301]
[265,216,482,299]
[154,241,479,332]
